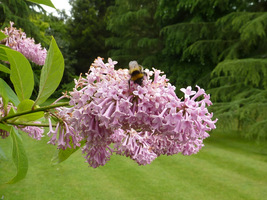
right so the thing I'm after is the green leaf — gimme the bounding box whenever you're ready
[51,147,80,165]
[0,78,20,106]
[26,0,55,8]
[16,99,44,122]
[0,79,8,106]
[0,145,7,160]
[8,107,17,116]
[0,123,11,132]
[0,125,11,160]
[0,46,9,62]
[0,32,7,41]
[51,141,85,165]
[4,48,34,101]
[0,63,11,74]
[35,37,64,105]
[7,127,28,184]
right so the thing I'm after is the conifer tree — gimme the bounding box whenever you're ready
[0,0,46,44]
[208,10,267,139]
[156,0,243,92]
[67,0,114,73]
[157,0,267,139]
[106,0,162,68]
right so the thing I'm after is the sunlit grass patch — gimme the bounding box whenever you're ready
[1,131,267,200]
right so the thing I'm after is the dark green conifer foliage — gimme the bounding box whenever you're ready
[155,0,229,94]
[67,0,114,74]
[106,0,162,68]
[209,9,267,139]
[157,0,267,139]
[0,0,46,44]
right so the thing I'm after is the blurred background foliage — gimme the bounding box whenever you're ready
[0,0,267,140]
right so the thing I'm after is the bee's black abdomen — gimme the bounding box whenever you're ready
[134,78,144,86]
[131,70,141,77]
[131,71,145,86]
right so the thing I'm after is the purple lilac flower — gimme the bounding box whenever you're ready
[0,129,9,139]
[0,22,47,65]
[111,129,157,165]
[47,107,82,150]
[19,122,44,140]
[66,57,217,167]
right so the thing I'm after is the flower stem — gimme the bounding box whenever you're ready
[0,102,69,123]
[7,122,56,127]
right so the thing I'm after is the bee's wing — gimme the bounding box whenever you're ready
[129,61,139,71]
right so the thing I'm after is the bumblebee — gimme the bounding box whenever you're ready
[128,61,146,86]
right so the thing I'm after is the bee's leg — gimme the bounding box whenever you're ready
[128,79,131,88]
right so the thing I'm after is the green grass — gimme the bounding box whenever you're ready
[1,131,267,200]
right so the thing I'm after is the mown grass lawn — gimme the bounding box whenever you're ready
[1,131,267,200]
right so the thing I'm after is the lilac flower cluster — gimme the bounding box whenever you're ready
[63,57,217,168]
[19,122,44,140]
[0,22,47,65]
